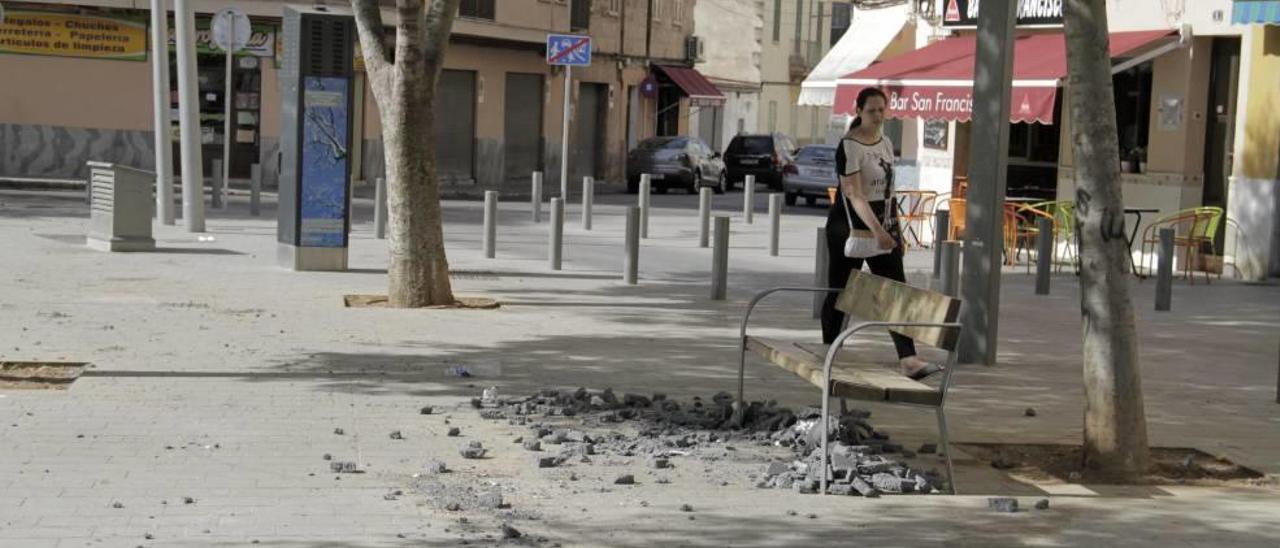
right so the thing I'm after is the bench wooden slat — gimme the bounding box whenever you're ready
[834,271,962,351]
[745,337,941,406]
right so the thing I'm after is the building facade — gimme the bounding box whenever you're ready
[691,0,763,152]
[0,0,705,194]
[759,0,846,145]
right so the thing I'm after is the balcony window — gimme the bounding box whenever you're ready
[571,0,591,30]
[460,0,495,20]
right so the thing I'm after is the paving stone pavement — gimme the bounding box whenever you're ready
[1,189,1279,547]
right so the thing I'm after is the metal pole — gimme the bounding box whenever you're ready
[149,0,175,225]
[210,158,223,209]
[531,171,543,223]
[768,193,782,256]
[374,176,387,239]
[933,209,950,279]
[624,206,640,284]
[250,163,261,216]
[175,0,205,232]
[581,176,593,230]
[941,241,962,297]
[639,173,651,239]
[560,66,572,201]
[1155,227,1174,311]
[711,216,730,300]
[549,197,564,270]
[958,0,1017,365]
[1035,216,1052,295]
[813,226,827,319]
[698,186,712,248]
[483,190,498,258]
[743,174,755,224]
[221,18,233,212]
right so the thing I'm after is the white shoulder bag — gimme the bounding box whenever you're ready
[842,192,891,259]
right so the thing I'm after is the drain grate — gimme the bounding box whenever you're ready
[0,361,87,390]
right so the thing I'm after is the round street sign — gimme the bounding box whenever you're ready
[211,7,251,52]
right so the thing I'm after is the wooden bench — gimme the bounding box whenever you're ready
[735,270,963,494]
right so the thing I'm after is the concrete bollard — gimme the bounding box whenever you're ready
[210,158,223,209]
[711,216,730,300]
[639,173,651,239]
[581,176,593,230]
[1155,227,1174,312]
[743,175,756,224]
[531,171,543,223]
[249,163,262,217]
[933,209,950,279]
[624,206,640,284]
[768,193,782,256]
[940,240,961,297]
[698,186,712,248]
[483,190,498,258]
[374,177,387,239]
[1035,216,1053,295]
[813,227,828,319]
[549,197,563,270]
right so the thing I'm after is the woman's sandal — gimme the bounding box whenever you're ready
[907,362,945,381]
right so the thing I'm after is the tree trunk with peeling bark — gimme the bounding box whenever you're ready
[1063,0,1150,479]
[351,0,459,307]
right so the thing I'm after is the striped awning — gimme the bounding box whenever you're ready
[1233,0,1280,24]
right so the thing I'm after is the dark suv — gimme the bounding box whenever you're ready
[723,133,798,191]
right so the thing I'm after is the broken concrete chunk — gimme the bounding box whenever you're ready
[850,476,879,497]
[501,524,522,539]
[651,457,671,469]
[470,398,483,409]
[447,427,461,437]
[522,440,542,452]
[613,474,635,485]
[425,460,448,474]
[420,406,434,415]
[1034,499,1050,510]
[477,491,503,509]
[389,430,404,440]
[535,456,558,468]
[679,504,693,512]
[918,443,937,454]
[333,428,344,435]
[1024,407,1037,417]
[988,497,1019,513]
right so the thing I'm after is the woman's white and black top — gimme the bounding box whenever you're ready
[829,136,900,235]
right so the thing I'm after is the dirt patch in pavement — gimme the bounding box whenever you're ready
[958,443,1268,486]
[0,361,86,390]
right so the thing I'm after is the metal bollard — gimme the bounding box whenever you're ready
[374,176,387,239]
[531,171,543,223]
[933,209,950,279]
[639,174,651,238]
[210,158,223,209]
[581,176,593,230]
[249,163,262,217]
[1035,216,1052,295]
[483,190,498,258]
[743,175,755,224]
[1155,227,1174,311]
[698,186,712,248]
[768,193,782,256]
[812,227,828,319]
[624,206,640,284]
[711,216,730,300]
[940,240,961,297]
[549,197,563,270]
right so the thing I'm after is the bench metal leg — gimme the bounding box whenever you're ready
[936,406,957,494]
[734,336,748,426]
[819,375,832,494]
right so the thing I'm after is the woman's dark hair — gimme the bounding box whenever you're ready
[848,87,888,132]
[856,87,888,112]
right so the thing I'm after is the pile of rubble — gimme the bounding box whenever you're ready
[473,387,942,495]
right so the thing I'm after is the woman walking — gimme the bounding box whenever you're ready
[821,87,941,380]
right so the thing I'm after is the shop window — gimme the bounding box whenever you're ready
[459,0,495,20]
[1113,61,1154,170]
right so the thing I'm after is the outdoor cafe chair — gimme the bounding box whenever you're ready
[1139,206,1223,285]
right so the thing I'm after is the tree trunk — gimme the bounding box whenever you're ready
[1063,0,1150,479]
[352,0,460,307]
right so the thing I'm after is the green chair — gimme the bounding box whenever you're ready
[1139,206,1223,284]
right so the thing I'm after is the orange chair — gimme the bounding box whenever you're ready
[1012,203,1058,272]
[946,198,966,241]
[894,190,939,249]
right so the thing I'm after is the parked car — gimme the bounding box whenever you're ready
[723,132,799,192]
[783,144,838,206]
[626,136,727,194]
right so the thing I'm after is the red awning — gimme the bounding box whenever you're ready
[654,65,726,106]
[833,30,1175,124]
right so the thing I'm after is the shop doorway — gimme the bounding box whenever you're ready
[1202,37,1241,252]
[436,69,477,184]
[169,54,263,180]
[574,82,608,181]
[504,73,544,183]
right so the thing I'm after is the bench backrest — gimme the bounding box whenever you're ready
[834,270,962,352]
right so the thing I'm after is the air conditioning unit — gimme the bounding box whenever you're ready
[685,35,704,64]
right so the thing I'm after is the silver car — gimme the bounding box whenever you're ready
[782,144,838,206]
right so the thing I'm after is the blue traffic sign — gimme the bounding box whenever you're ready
[546,34,591,66]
